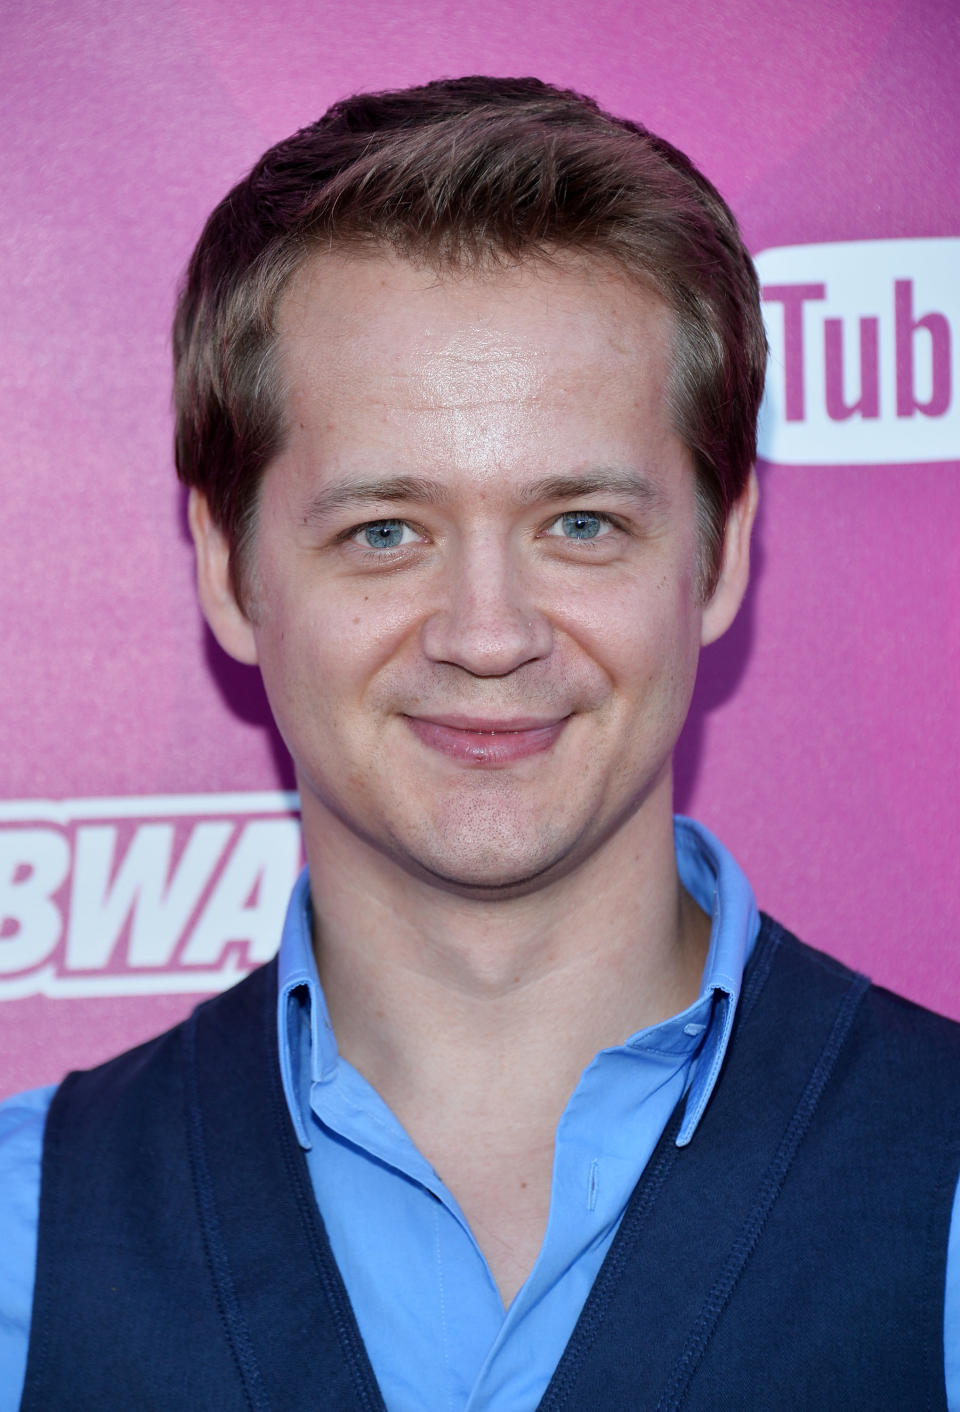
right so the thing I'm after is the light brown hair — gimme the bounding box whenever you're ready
[174,76,766,602]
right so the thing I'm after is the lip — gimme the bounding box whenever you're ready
[404,714,569,765]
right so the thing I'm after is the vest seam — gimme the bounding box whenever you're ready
[536,910,785,1411]
[184,1008,273,1412]
[654,968,871,1411]
[262,964,388,1412]
[536,1102,686,1410]
[735,913,782,1026]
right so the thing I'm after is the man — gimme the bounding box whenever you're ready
[1,76,958,1410]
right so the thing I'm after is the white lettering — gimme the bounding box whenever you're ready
[182,819,302,966]
[757,238,959,465]
[66,822,234,970]
[0,829,70,974]
[0,794,302,999]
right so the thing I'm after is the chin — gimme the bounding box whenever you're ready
[387,813,583,898]
[415,854,571,899]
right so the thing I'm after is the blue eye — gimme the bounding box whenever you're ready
[552,511,608,540]
[357,520,412,549]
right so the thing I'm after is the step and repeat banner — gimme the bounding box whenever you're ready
[2,0,957,1096]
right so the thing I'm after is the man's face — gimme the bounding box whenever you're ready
[203,251,744,894]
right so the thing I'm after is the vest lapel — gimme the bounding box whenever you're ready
[186,962,388,1412]
[537,918,872,1411]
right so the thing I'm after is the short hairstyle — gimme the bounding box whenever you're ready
[174,75,766,603]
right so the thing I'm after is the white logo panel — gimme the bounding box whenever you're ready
[0,792,303,999]
[757,238,959,465]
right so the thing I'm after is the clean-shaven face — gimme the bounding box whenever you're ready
[245,251,711,894]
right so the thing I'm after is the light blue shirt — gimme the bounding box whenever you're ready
[0,817,958,1408]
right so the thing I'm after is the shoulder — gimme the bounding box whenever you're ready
[763,913,960,1030]
[52,962,278,1117]
[758,914,960,1102]
[41,965,280,1191]
[0,1083,56,1208]
[0,1085,57,1410]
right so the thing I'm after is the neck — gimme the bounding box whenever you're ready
[300,778,710,1118]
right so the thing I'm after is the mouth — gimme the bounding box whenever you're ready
[403,713,570,765]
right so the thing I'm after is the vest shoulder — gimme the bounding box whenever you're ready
[759,911,960,1061]
[51,960,277,1116]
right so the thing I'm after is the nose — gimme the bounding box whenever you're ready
[420,543,553,677]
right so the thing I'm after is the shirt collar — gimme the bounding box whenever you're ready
[672,815,760,1144]
[276,870,337,1149]
[276,816,760,1151]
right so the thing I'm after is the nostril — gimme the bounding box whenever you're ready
[420,604,553,677]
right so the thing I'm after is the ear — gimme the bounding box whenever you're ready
[700,469,759,646]
[187,489,259,666]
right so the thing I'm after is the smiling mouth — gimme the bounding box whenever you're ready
[403,714,569,764]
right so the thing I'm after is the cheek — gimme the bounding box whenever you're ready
[559,565,701,686]
[254,580,421,724]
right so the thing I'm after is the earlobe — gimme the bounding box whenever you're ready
[700,469,759,647]
[187,489,259,666]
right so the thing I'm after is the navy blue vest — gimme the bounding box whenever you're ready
[22,917,960,1410]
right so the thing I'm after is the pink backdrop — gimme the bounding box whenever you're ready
[2,0,958,1098]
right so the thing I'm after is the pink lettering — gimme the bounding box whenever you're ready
[895,279,951,417]
[762,284,826,421]
[825,316,880,421]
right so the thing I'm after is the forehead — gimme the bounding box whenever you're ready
[272,249,685,494]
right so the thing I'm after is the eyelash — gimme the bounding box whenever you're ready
[346,519,424,552]
[339,511,626,571]
[345,511,619,545]
[542,511,616,540]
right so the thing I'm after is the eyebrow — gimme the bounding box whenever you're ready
[303,476,449,522]
[517,471,667,508]
[302,468,666,522]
